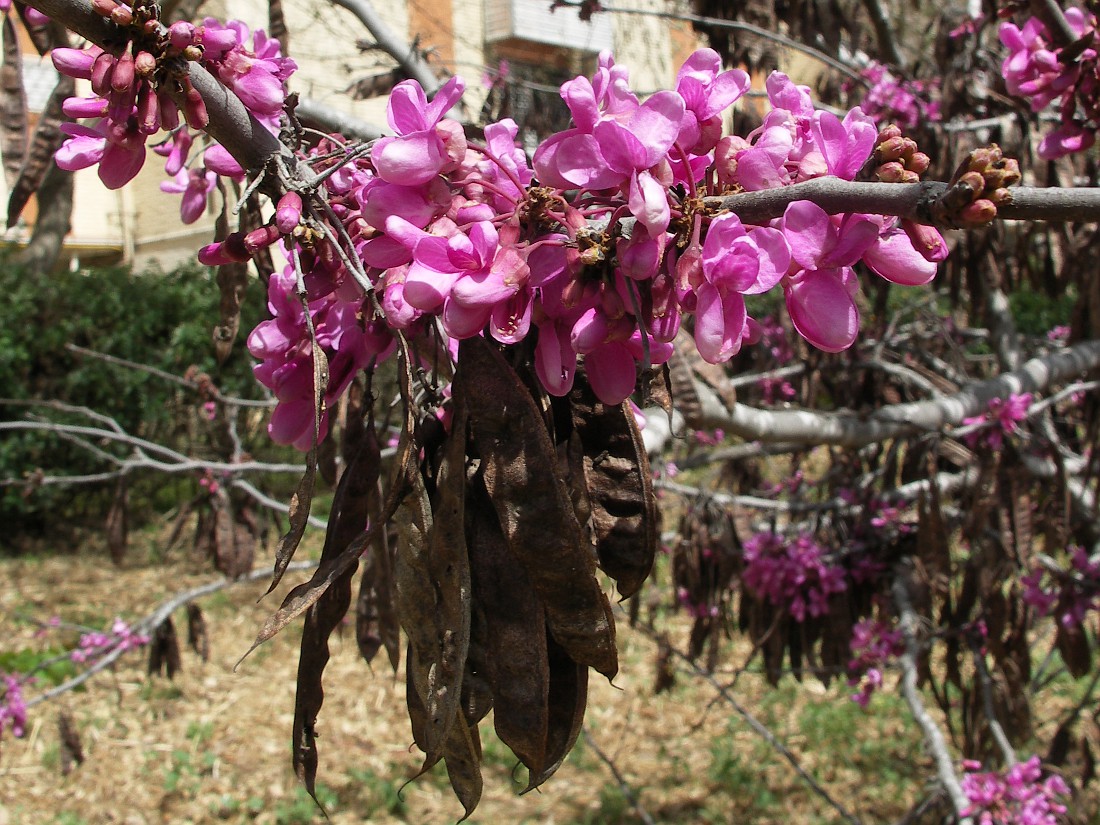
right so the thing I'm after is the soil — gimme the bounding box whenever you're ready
[0,539,1077,825]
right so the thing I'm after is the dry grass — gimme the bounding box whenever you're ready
[0,536,1013,825]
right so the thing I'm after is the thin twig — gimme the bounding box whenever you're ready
[24,560,319,709]
[892,565,973,823]
[580,730,657,825]
[968,639,1017,767]
[64,344,275,408]
[631,622,864,825]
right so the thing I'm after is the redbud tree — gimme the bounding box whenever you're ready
[5,0,1100,820]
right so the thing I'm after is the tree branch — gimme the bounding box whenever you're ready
[711,179,1100,226]
[24,559,319,709]
[892,565,973,823]
[690,339,1100,447]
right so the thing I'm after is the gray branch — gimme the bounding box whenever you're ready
[691,339,1100,447]
[327,0,442,96]
[893,566,973,823]
[24,560,319,709]
[712,179,1100,226]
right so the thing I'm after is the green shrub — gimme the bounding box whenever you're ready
[0,256,279,548]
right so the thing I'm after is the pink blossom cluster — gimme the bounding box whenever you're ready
[847,61,941,131]
[962,392,1032,449]
[0,673,27,739]
[1000,6,1100,158]
[960,756,1069,825]
[237,52,949,440]
[1022,546,1100,628]
[51,2,294,195]
[741,531,847,621]
[846,618,903,707]
[70,618,149,665]
[53,29,952,445]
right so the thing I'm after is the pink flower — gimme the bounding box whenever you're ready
[56,121,146,189]
[674,49,750,154]
[781,201,879,351]
[160,168,217,223]
[691,213,790,363]
[371,77,466,185]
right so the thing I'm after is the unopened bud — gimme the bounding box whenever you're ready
[965,145,1000,174]
[959,199,997,226]
[182,44,204,62]
[998,158,1021,186]
[901,219,949,262]
[957,170,986,196]
[157,90,179,131]
[181,78,208,129]
[91,0,118,18]
[134,50,156,77]
[988,187,1013,206]
[906,152,930,175]
[109,5,132,27]
[876,161,908,183]
[875,136,909,163]
[199,233,250,266]
[136,83,159,134]
[877,124,903,144]
[169,21,195,49]
[275,192,303,234]
[244,225,281,254]
[111,50,134,93]
[90,51,116,97]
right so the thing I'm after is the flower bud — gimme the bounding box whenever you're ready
[24,7,49,26]
[199,233,250,266]
[988,187,1013,206]
[244,225,281,254]
[134,50,156,77]
[182,78,209,129]
[875,136,909,162]
[90,51,116,97]
[901,219,949,262]
[959,199,997,226]
[62,95,109,118]
[91,0,118,18]
[111,50,134,93]
[109,5,132,27]
[876,161,908,183]
[876,124,903,144]
[157,90,180,131]
[275,192,303,234]
[957,170,986,196]
[906,152,930,175]
[136,83,159,134]
[52,47,99,80]
[169,21,195,49]
[182,44,204,62]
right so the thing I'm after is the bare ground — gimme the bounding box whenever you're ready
[0,539,1005,825]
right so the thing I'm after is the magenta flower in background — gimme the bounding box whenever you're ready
[0,673,27,739]
[961,756,1069,825]
[742,531,847,622]
[160,168,217,223]
[962,392,1032,449]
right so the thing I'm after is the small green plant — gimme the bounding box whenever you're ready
[273,784,339,825]
[347,767,408,817]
